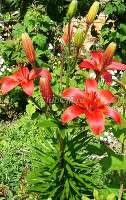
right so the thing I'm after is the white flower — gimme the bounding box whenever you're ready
[110,132,114,136]
[89,70,96,78]
[103,138,108,142]
[0,57,4,65]
[48,43,53,50]
[0,35,3,40]
[100,136,104,140]
[7,68,12,72]
[1,67,5,72]
[107,136,112,143]
[2,65,7,69]
[104,132,109,137]
[57,53,61,57]
[112,75,117,80]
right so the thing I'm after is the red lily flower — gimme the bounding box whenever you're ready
[61,79,121,135]
[0,67,53,103]
[80,44,126,85]
[0,67,36,96]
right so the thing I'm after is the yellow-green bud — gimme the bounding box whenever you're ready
[67,0,78,18]
[86,1,99,25]
[103,42,117,63]
[74,29,85,48]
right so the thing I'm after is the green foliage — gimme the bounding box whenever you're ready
[104,0,126,16]
[1,0,126,200]
[0,89,27,121]
[101,0,126,62]
[0,113,41,198]
[0,5,55,67]
[83,189,116,200]
[27,123,103,200]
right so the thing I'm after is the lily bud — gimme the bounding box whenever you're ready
[74,29,85,48]
[67,0,78,19]
[39,77,53,105]
[22,33,36,64]
[62,23,73,46]
[103,42,117,64]
[86,1,99,25]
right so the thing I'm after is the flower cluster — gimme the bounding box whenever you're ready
[80,43,126,85]
[0,0,126,136]
[0,57,12,76]
[61,79,121,134]
[0,33,53,104]
[59,0,126,135]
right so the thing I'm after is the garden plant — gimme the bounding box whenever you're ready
[0,0,126,200]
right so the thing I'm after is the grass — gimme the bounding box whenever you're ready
[0,113,42,199]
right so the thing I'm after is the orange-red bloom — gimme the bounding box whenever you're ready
[80,48,126,85]
[0,66,53,104]
[22,33,36,64]
[0,67,36,96]
[61,79,121,135]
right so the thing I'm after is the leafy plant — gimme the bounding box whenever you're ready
[27,123,103,200]
[0,1,126,200]
[101,0,126,62]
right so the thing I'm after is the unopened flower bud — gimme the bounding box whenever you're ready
[22,33,36,64]
[62,23,73,46]
[39,77,53,105]
[67,0,78,18]
[86,1,99,25]
[74,29,85,48]
[103,42,117,64]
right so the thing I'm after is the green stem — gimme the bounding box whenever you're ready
[95,69,105,82]
[75,47,79,64]
[123,93,126,117]
[66,70,70,88]
[118,85,126,200]
[60,52,64,92]
[65,19,72,88]
[59,135,65,168]
[68,19,71,56]
[118,137,125,200]
[113,79,126,116]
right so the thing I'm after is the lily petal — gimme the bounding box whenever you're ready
[62,88,85,106]
[18,67,29,80]
[91,51,103,66]
[29,67,38,80]
[105,107,121,124]
[21,80,34,96]
[61,105,85,125]
[85,78,98,93]
[0,76,19,94]
[102,71,112,85]
[29,67,52,81]
[107,61,126,70]
[38,68,52,80]
[80,59,98,70]
[99,89,116,105]
[85,110,104,135]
